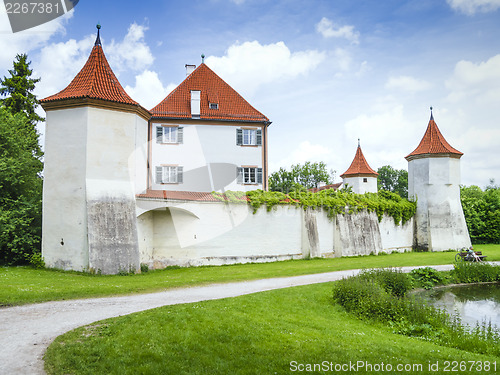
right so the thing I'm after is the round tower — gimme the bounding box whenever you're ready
[405,109,471,251]
[341,140,378,194]
[40,25,150,273]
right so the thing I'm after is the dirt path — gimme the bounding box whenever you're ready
[0,265,457,375]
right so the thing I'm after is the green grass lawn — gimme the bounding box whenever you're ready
[2,244,499,306]
[44,282,500,375]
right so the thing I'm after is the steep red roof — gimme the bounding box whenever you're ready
[151,63,269,123]
[341,144,378,178]
[41,40,138,106]
[405,113,463,160]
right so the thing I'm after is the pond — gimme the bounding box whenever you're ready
[418,283,500,328]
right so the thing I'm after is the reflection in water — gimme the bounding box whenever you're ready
[418,284,500,328]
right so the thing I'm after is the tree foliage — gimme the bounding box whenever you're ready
[461,182,500,244]
[0,107,43,265]
[377,165,408,198]
[0,53,43,155]
[269,161,335,193]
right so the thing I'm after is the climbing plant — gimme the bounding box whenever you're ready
[212,189,416,225]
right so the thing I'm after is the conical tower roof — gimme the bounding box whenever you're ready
[341,142,378,178]
[405,111,462,161]
[41,25,149,118]
[151,62,269,123]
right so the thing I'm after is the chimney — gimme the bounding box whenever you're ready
[191,90,201,118]
[185,64,196,76]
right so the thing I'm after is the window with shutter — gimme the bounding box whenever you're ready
[156,166,183,184]
[177,127,184,144]
[256,129,262,146]
[156,126,183,144]
[177,167,184,184]
[238,167,262,184]
[237,167,243,184]
[156,166,163,183]
[156,126,163,143]
[257,168,263,184]
[236,129,243,145]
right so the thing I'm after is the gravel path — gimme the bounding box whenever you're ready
[0,265,458,374]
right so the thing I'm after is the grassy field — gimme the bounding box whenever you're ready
[44,281,500,375]
[2,244,499,306]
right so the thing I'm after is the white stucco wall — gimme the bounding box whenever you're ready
[343,176,378,194]
[137,200,414,268]
[42,108,89,270]
[150,122,264,192]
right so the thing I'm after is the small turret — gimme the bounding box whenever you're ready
[341,139,378,194]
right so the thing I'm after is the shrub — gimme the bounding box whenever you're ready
[452,262,500,283]
[410,267,445,289]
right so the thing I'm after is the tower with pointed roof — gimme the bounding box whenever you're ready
[405,109,471,251]
[149,61,271,193]
[340,140,378,194]
[40,25,150,273]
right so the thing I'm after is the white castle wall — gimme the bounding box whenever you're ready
[136,200,413,268]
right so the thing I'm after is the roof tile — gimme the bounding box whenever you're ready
[41,44,138,106]
[151,63,269,123]
[406,114,463,160]
[341,145,378,178]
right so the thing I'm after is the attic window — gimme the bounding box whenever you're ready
[209,103,219,110]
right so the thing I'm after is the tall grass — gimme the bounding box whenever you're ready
[332,268,500,356]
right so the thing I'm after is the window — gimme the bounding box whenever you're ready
[237,167,263,184]
[155,166,183,184]
[209,103,219,109]
[363,178,368,183]
[236,128,262,146]
[156,126,183,144]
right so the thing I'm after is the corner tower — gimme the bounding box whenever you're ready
[40,25,150,273]
[405,109,471,251]
[341,140,378,194]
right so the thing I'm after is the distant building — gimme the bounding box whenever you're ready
[340,141,378,194]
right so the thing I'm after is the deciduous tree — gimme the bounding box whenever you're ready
[377,165,408,198]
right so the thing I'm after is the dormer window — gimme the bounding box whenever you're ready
[209,103,219,110]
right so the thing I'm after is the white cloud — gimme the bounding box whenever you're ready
[385,75,432,93]
[270,141,332,172]
[446,0,500,15]
[446,54,500,103]
[34,35,94,99]
[205,40,325,95]
[124,70,176,109]
[0,9,73,71]
[107,23,154,72]
[316,17,359,44]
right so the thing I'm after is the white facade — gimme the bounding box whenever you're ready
[408,156,471,251]
[150,120,265,192]
[343,175,378,194]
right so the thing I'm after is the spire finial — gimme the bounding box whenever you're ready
[358,138,360,147]
[95,23,102,46]
[201,54,205,63]
[430,106,434,120]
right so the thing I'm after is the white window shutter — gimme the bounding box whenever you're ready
[237,167,243,184]
[177,127,184,144]
[236,129,243,145]
[156,126,163,143]
[256,129,262,146]
[191,90,201,117]
[257,168,263,184]
[156,166,163,184]
[177,167,183,183]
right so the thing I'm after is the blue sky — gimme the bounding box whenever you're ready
[1,0,499,187]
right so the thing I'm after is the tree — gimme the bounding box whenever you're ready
[460,184,500,244]
[0,107,43,265]
[0,53,43,154]
[377,165,408,198]
[269,161,335,193]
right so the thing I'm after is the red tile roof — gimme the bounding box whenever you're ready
[136,190,249,202]
[406,114,463,160]
[151,63,269,123]
[341,145,378,178]
[309,183,343,192]
[41,44,139,106]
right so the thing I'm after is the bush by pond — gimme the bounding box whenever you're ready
[332,268,500,356]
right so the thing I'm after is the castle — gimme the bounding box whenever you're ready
[40,27,471,273]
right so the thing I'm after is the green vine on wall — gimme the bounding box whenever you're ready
[212,189,416,225]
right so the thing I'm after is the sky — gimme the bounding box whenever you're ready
[0,0,499,188]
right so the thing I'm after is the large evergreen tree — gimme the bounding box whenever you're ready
[0,53,43,155]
